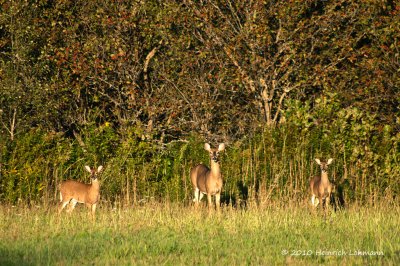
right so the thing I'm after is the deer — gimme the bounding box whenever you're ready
[190,143,225,211]
[59,165,103,219]
[310,158,333,218]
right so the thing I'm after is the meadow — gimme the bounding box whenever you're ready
[1,202,398,265]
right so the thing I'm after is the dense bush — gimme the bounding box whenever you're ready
[0,94,398,206]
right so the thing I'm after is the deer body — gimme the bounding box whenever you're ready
[310,158,333,215]
[59,165,103,218]
[191,143,225,211]
[60,180,100,205]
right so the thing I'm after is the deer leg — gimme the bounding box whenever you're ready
[67,199,78,213]
[59,200,70,214]
[320,196,328,220]
[193,188,200,206]
[318,196,323,213]
[311,195,320,208]
[199,192,204,201]
[311,195,316,207]
[325,194,330,217]
[215,193,221,212]
[207,194,213,211]
[91,204,97,220]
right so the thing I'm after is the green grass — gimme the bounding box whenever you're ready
[0,202,399,265]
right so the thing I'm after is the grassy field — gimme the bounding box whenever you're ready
[0,202,399,265]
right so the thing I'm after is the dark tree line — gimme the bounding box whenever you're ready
[1,0,398,142]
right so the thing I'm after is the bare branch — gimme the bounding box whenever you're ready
[73,130,87,153]
[1,108,17,141]
[144,40,163,82]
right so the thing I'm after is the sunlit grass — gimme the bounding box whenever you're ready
[0,202,399,265]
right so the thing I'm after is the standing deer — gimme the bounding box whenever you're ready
[310,158,333,217]
[191,143,225,211]
[59,165,103,218]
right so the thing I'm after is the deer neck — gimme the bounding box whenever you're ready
[91,179,100,189]
[321,172,329,185]
[210,160,221,179]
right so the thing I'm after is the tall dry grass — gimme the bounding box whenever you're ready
[1,201,399,265]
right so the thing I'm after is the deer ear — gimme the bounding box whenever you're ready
[327,158,334,165]
[218,143,225,151]
[97,165,103,172]
[315,158,321,165]
[204,143,211,151]
[84,165,92,173]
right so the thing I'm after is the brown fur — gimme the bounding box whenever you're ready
[191,143,225,211]
[310,158,333,216]
[59,165,103,218]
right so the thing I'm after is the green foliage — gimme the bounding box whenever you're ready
[0,110,399,205]
[0,128,67,203]
[282,93,400,203]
